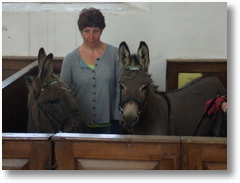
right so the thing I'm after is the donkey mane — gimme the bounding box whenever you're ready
[147,74,163,95]
[147,74,171,122]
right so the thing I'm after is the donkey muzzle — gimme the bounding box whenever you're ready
[120,101,140,128]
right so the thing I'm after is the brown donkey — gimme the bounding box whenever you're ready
[25,48,87,133]
[118,41,226,136]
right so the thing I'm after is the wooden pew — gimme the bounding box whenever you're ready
[2,133,53,170]
[181,136,227,170]
[2,132,227,170]
[52,133,181,170]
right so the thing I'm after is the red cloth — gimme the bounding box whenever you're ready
[204,95,227,117]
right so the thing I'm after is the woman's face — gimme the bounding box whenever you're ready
[81,27,102,48]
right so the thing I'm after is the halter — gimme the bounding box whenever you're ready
[118,96,147,118]
[126,59,141,71]
[33,78,78,132]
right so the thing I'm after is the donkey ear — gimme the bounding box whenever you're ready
[38,47,46,70]
[118,41,131,68]
[40,53,53,84]
[24,76,33,86]
[137,41,150,72]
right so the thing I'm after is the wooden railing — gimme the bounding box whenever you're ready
[2,61,38,132]
[2,56,63,80]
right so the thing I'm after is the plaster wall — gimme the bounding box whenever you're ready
[2,2,227,90]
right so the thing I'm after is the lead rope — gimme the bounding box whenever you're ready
[193,95,220,136]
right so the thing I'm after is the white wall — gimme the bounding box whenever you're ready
[2,2,227,91]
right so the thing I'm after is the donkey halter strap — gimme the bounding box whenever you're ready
[41,78,58,91]
[126,59,141,70]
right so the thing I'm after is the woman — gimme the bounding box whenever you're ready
[60,8,123,134]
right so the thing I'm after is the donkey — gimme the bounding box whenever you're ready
[118,41,226,136]
[25,48,87,133]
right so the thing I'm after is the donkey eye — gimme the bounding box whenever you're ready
[120,84,126,91]
[141,85,148,92]
[48,100,60,106]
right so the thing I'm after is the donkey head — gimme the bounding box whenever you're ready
[118,41,151,129]
[25,48,87,133]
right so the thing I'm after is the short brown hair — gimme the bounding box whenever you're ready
[78,8,106,31]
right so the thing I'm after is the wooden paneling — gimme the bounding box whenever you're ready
[180,136,227,170]
[52,59,63,75]
[52,133,181,170]
[166,59,227,91]
[203,162,227,170]
[2,133,227,170]
[2,133,53,170]
[76,159,161,170]
[2,57,36,80]
[2,159,30,170]
[2,56,63,80]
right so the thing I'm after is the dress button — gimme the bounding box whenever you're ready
[93,85,95,87]
[93,77,95,80]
